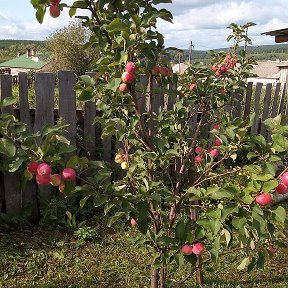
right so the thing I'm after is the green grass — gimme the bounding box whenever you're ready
[0,221,288,288]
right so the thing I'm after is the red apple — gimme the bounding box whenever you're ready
[211,64,218,72]
[195,155,202,164]
[213,123,220,130]
[36,174,51,186]
[219,64,228,73]
[152,65,161,74]
[275,182,288,194]
[37,163,52,176]
[62,168,76,181]
[119,83,129,93]
[125,62,136,74]
[267,245,276,255]
[130,218,137,226]
[181,244,193,256]
[255,193,272,206]
[192,242,205,255]
[189,83,197,91]
[121,72,134,83]
[280,172,288,186]
[49,5,61,18]
[209,149,219,158]
[27,161,39,175]
[195,146,203,155]
[215,138,222,146]
[50,174,62,186]
[159,67,172,77]
[219,89,226,95]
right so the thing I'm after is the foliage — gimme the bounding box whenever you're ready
[18,0,288,287]
[45,21,100,75]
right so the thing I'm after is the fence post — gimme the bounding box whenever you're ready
[0,74,22,215]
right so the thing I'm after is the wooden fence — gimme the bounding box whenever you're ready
[0,71,287,221]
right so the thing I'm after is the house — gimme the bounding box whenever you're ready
[0,48,50,76]
[172,62,189,74]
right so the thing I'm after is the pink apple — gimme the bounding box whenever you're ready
[195,146,203,155]
[189,83,197,91]
[130,218,137,226]
[219,64,228,73]
[49,0,61,4]
[219,89,226,95]
[125,62,136,74]
[209,149,219,158]
[152,65,161,74]
[195,155,202,164]
[121,72,134,83]
[62,168,76,181]
[49,5,61,18]
[255,193,272,206]
[192,242,205,255]
[51,174,62,186]
[275,182,288,194]
[119,83,129,93]
[37,163,52,176]
[27,161,39,175]
[211,64,218,72]
[215,138,222,146]
[181,244,193,256]
[213,123,220,130]
[36,174,51,186]
[159,67,172,77]
[280,172,288,186]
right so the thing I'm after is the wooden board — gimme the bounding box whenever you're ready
[251,82,263,134]
[260,83,272,137]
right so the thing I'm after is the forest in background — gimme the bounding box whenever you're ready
[1,39,288,66]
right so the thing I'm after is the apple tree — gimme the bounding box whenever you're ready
[27,1,288,287]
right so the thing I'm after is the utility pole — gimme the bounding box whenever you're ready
[188,41,194,65]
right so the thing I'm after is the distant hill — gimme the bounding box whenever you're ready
[170,44,288,64]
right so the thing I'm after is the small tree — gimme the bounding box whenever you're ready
[45,21,98,75]
[27,1,288,287]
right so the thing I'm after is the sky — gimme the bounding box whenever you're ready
[0,0,288,50]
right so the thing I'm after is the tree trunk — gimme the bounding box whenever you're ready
[160,266,167,288]
[151,268,159,288]
[195,255,204,285]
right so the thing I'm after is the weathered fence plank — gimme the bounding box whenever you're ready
[243,82,253,119]
[251,82,263,134]
[260,83,272,137]
[58,70,77,149]
[278,83,286,114]
[271,82,281,118]
[34,73,55,132]
[84,72,97,159]
[34,72,55,199]
[0,74,22,214]
[19,72,33,133]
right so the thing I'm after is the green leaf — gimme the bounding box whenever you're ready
[80,196,90,208]
[8,158,24,172]
[0,138,16,157]
[271,206,286,223]
[107,211,125,227]
[262,180,278,193]
[106,18,128,32]
[36,8,45,24]
[210,219,221,235]
[174,252,185,267]
[0,97,17,107]
[237,257,250,270]
[175,220,186,242]
[94,194,108,207]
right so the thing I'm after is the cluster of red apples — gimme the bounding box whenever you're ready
[130,218,205,255]
[27,161,76,192]
[256,172,288,206]
[194,123,222,164]
[212,53,237,76]
[49,0,61,18]
[119,62,137,93]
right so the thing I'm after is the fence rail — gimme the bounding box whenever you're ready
[0,71,287,221]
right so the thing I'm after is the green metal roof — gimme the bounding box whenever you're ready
[0,54,48,69]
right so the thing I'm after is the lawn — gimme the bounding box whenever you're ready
[0,219,287,288]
